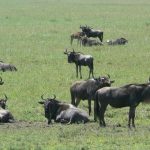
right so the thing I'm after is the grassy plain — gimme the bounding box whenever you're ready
[0,0,150,149]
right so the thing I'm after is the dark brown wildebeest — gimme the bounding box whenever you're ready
[64,49,94,79]
[95,78,150,128]
[70,31,85,45]
[38,95,89,124]
[0,95,14,123]
[70,75,115,120]
[0,61,17,72]
[0,77,4,85]
[80,25,103,42]
[80,37,103,46]
[106,37,128,45]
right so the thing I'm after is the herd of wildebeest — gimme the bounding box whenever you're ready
[1,25,150,128]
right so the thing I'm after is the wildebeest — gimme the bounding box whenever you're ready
[80,37,103,47]
[95,78,150,127]
[0,61,17,72]
[0,77,4,85]
[70,75,115,120]
[38,95,89,124]
[80,25,103,42]
[70,31,85,45]
[64,49,94,79]
[0,95,14,123]
[106,37,128,45]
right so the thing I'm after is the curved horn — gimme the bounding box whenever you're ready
[107,74,110,78]
[53,95,56,100]
[41,94,45,100]
[4,94,8,101]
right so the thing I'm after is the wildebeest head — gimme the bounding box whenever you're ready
[64,49,78,63]
[38,95,60,124]
[95,74,115,87]
[80,25,91,33]
[0,77,4,85]
[0,94,8,109]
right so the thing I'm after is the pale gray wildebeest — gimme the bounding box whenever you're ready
[64,49,94,79]
[106,37,128,45]
[95,77,150,128]
[70,75,115,120]
[0,77,4,85]
[38,95,89,124]
[0,61,17,72]
[0,95,14,123]
[70,31,85,45]
[80,37,103,46]
[80,25,103,42]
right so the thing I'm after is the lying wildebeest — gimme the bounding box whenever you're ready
[0,61,17,72]
[70,75,115,120]
[80,37,103,46]
[70,31,85,45]
[0,95,14,123]
[0,77,4,85]
[80,25,103,42]
[38,95,89,124]
[95,78,150,128]
[64,49,94,79]
[106,37,128,45]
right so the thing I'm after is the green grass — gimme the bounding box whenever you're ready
[0,0,150,149]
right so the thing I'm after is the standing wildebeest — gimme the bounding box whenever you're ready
[106,37,128,45]
[0,61,17,72]
[64,49,94,79]
[70,75,115,120]
[0,95,14,123]
[80,37,103,47]
[0,77,4,85]
[95,78,150,127]
[38,95,89,124]
[70,31,85,45]
[80,25,103,42]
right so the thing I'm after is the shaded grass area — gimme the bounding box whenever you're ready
[0,0,150,149]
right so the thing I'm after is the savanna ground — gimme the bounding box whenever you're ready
[0,0,150,149]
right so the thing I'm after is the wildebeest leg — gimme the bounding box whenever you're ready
[99,104,107,127]
[99,33,103,42]
[71,93,75,105]
[75,98,81,107]
[88,99,91,115]
[76,64,78,78]
[47,114,52,124]
[79,65,82,79]
[128,107,136,128]
[94,100,98,121]
[89,68,94,79]
[70,36,73,45]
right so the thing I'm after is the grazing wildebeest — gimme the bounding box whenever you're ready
[80,25,103,42]
[70,75,115,120]
[64,49,94,79]
[70,31,85,45]
[0,95,14,123]
[0,77,4,85]
[95,78,150,127]
[106,37,128,45]
[80,37,103,47]
[38,95,89,124]
[0,61,17,72]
